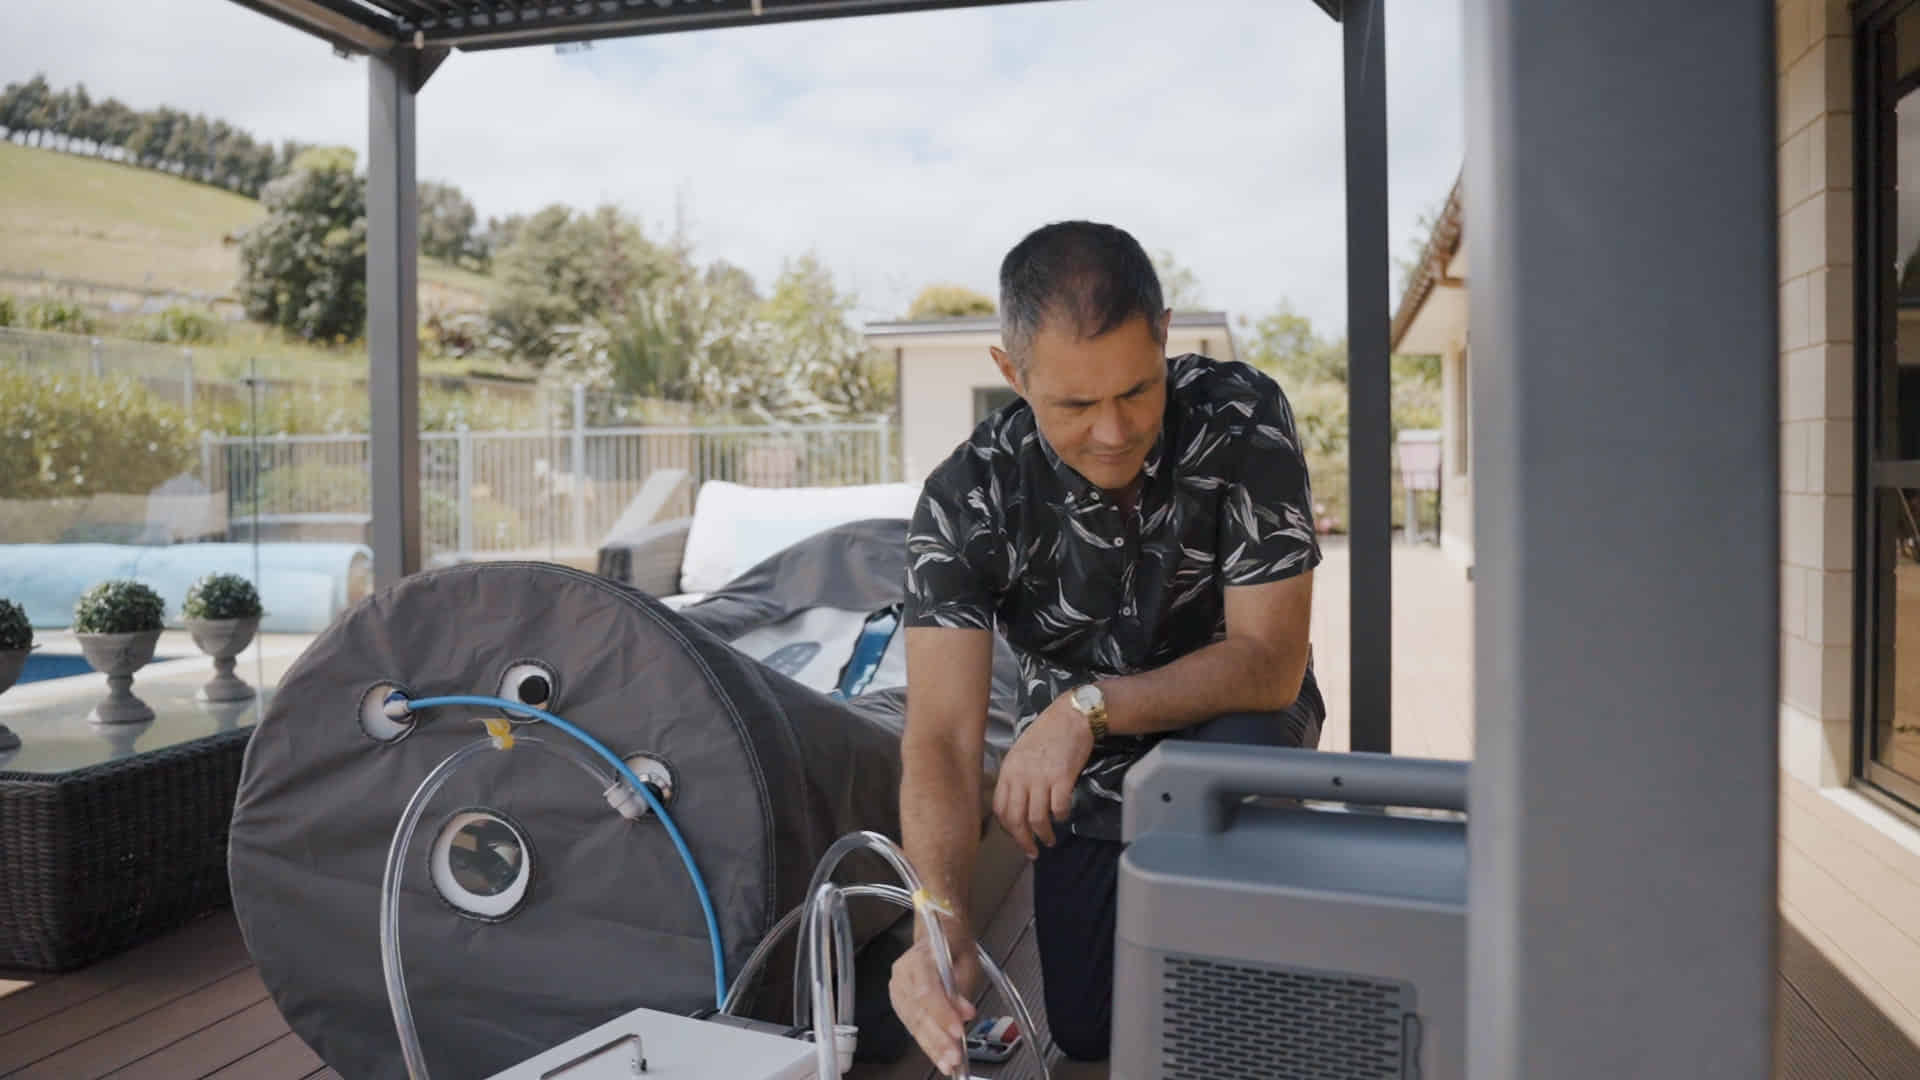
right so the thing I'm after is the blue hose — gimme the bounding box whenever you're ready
[388,692,728,1009]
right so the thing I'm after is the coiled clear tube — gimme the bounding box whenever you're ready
[791,831,957,1034]
[728,882,1051,1080]
[808,883,856,1077]
[381,735,617,1080]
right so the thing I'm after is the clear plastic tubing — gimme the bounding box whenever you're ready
[792,831,956,1033]
[381,735,616,1080]
[728,882,1051,1080]
[808,883,855,1078]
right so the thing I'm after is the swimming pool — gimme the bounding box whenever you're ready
[16,653,181,684]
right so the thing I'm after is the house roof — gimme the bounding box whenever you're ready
[864,310,1235,337]
[226,0,1067,54]
[1389,167,1466,355]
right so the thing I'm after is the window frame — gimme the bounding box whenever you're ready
[1854,0,1920,815]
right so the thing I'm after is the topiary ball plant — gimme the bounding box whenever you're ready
[0,598,31,652]
[184,573,264,622]
[73,580,166,636]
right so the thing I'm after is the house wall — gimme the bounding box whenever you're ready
[1777,0,1920,1043]
[1440,339,1472,569]
[892,327,1233,485]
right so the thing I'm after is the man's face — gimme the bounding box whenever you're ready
[993,310,1170,493]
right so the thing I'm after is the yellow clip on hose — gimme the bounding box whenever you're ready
[482,716,515,750]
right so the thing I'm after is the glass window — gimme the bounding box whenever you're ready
[974,386,1019,424]
[1860,3,1920,811]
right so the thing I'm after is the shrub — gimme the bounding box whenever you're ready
[0,294,14,327]
[0,598,31,651]
[183,573,263,621]
[73,580,165,635]
[0,369,197,499]
[147,305,224,345]
[23,299,94,334]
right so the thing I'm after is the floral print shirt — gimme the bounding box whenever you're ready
[903,353,1322,801]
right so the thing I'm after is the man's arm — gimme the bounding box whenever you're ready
[1098,569,1314,736]
[899,624,996,931]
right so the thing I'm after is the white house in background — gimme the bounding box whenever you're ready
[868,311,1240,485]
[1390,172,1471,573]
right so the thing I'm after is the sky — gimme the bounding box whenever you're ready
[1,0,1464,338]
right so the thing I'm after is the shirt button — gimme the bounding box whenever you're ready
[1113,536,1124,546]
[1123,605,1136,616]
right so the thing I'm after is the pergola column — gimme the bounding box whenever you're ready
[1463,4,1779,1076]
[367,50,427,586]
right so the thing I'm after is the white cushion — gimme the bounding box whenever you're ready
[678,480,921,595]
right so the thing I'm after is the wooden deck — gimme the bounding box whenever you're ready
[2,889,1914,1079]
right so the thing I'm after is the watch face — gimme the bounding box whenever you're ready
[1073,685,1101,711]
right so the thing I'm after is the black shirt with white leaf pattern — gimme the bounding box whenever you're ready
[904,353,1322,802]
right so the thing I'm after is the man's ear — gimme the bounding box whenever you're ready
[1158,307,1173,342]
[990,346,1022,394]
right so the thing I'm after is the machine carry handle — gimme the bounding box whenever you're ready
[1120,742,1468,840]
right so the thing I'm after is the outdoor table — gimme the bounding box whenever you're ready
[0,647,295,972]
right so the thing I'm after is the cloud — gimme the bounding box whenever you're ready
[1,0,1463,337]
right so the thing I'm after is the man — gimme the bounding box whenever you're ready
[888,220,1325,1074]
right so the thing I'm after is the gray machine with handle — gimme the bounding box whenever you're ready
[1114,742,1467,1080]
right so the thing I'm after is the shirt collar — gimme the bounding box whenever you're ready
[1033,418,1170,508]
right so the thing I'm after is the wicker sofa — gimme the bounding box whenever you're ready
[595,478,922,603]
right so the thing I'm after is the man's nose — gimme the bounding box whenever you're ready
[1091,404,1130,448]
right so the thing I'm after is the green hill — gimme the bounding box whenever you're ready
[0,140,494,312]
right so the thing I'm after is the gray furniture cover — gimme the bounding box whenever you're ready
[228,518,1021,1079]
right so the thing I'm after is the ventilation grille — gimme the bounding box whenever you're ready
[1161,954,1412,1080]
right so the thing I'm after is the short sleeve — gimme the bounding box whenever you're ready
[1220,376,1323,587]
[902,468,1001,631]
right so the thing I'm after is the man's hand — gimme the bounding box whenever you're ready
[992,693,1094,858]
[889,926,982,1077]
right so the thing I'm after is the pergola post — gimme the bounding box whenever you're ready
[1343,0,1391,753]
[367,50,423,586]
[1463,4,1778,1077]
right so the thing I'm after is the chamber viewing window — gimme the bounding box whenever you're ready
[431,809,533,921]
[497,659,559,719]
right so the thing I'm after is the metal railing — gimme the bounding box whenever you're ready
[203,419,897,562]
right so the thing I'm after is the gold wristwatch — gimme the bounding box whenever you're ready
[1068,684,1109,742]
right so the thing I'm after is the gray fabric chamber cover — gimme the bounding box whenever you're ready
[228,518,1020,1079]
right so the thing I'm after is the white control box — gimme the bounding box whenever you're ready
[483,1006,817,1079]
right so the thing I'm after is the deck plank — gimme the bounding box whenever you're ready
[1776,975,1877,1080]
[201,1033,324,1080]
[0,914,248,1038]
[1780,922,1920,1080]
[103,999,292,1080]
[4,969,268,1080]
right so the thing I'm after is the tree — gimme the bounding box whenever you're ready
[488,203,668,359]
[1151,249,1205,310]
[906,283,994,319]
[419,181,481,265]
[1245,303,1347,386]
[236,146,367,342]
[760,253,888,420]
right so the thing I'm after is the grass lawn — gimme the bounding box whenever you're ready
[0,140,493,311]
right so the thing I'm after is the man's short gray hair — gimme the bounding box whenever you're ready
[998,221,1166,377]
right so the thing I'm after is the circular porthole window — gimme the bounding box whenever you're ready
[430,809,533,921]
[495,659,558,722]
[358,682,415,744]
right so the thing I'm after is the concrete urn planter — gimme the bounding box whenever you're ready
[0,648,25,751]
[185,617,260,703]
[76,630,163,725]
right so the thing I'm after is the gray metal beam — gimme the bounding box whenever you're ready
[1344,0,1391,753]
[1463,4,1778,1078]
[225,0,398,54]
[368,51,423,588]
